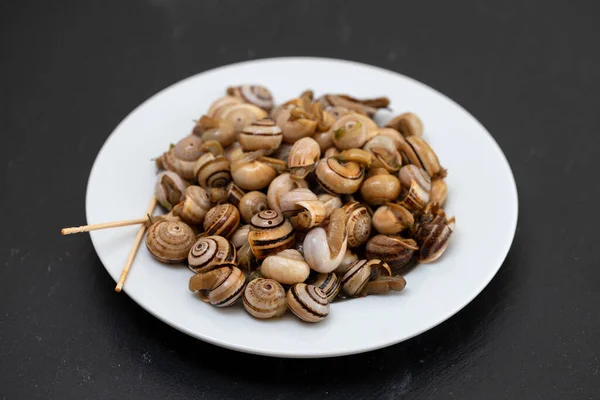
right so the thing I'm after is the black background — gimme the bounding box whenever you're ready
[1,0,599,399]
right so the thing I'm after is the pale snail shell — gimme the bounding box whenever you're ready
[312,130,334,154]
[160,135,204,181]
[155,171,187,211]
[272,143,294,162]
[238,191,269,223]
[311,272,341,303]
[399,136,443,178]
[243,278,287,319]
[203,204,240,238]
[363,135,402,172]
[288,137,321,180]
[334,248,359,276]
[303,208,348,273]
[188,235,237,274]
[173,185,211,225]
[227,85,274,111]
[429,178,447,207]
[360,168,402,206]
[324,147,340,158]
[279,188,318,219]
[316,94,389,117]
[341,259,372,297]
[287,283,330,323]
[217,103,269,133]
[293,200,327,230]
[372,203,414,234]
[318,194,343,218]
[331,113,378,149]
[377,128,405,152]
[189,266,246,307]
[398,180,430,212]
[399,165,432,193]
[207,96,244,118]
[248,210,295,260]
[261,249,310,285]
[366,234,418,274]
[364,275,407,296]
[231,151,284,191]
[342,201,372,248]
[266,173,309,214]
[230,224,250,249]
[146,220,196,263]
[224,142,243,163]
[315,157,365,195]
[238,118,283,155]
[193,115,236,148]
[324,105,352,120]
[385,112,424,137]
[275,106,318,144]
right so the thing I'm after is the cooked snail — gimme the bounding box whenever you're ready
[414,205,455,263]
[315,156,366,195]
[266,173,308,214]
[227,85,274,111]
[372,203,414,234]
[230,224,250,249]
[189,265,246,307]
[203,203,240,238]
[360,168,401,206]
[248,210,295,260]
[331,113,378,149]
[158,134,204,180]
[275,102,318,144]
[238,191,269,223]
[155,171,187,211]
[238,118,282,155]
[146,219,196,263]
[217,103,268,133]
[287,283,329,323]
[243,278,287,319]
[172,185,211,225]
[334,248,359,276]
[341,259,371,297]
[398,136,444,178]
[429,178,447,207]
[363,135,402,172]
[288,137,321,180]
[366,234,418,273]
[318,194,343,218]
[303,208,348,273]
[207,96,243,118]
[188,235,237,273]
[261,249,310,285]
[342,201,371,248]
[316,94,389,117]
[195,141,232,189]
[293,200,327,230]
[231,150,286,190]
[385,112,423,137]
[311,272,341,302]
[193,115,236,148]
[279,188,318,219]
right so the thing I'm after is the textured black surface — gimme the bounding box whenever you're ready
[1,0,599,399]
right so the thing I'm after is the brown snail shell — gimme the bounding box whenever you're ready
[230,224,250,249]
[324,147,340,158]
[360,168,402,206]
[266,173,309,214]
[303,208,348,273]
[399,165,431,193]
[146,220,196,263]
[188,235,237,274]
[366,235,418,273]
[193,115,237,148]
[238,191,269,223]
[217,103,268,133]
[363,275,407,296]
[372,203,414,234]
[227,85,274,111]
[414,205,454,263]
[311,272,341,303]
[398,136,443,178]
[429,178,448,207]
[195,149,232,189]
[342,201,372,248]
[316,94,389,117]
[231,151,284,191]
[341,259,372,297]
[261,249,310,285]
[203,204,240,238]
[334,248,359,276]
[331,113,378,149]
[189,266,246,307]
[155,171,187,211]
[173,185,211,225]
[287,283,330,323]
[363,135,402,172]
[161,135,204,180]
[224,181,245,207]
[243,278,287,319]
[275,106,318,144]
[398,180,430,212]
[312,130,334,154]
[207,96,243,118]
[288,137,321,180]
[315,157,365,195]
[238,118,282,155]
[248,210,295,260]
[385,112,424,137]
[293,200,327,230]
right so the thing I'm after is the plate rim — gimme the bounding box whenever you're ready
[86,56,519,358]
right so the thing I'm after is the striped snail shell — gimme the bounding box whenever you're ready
[189,266,246,307]
[279,188,318,219]
[342,201,371,248]
[398,136,444,178]
[287,283,330,323]
[203,204,240,238]
[331,113,378,149]
[315,157,365,195]
[399,165,431,192]
[287,137,321,180]
[341,259,371,297]
[173,185,211,225]
[360,168,402,206]
[227,85,274,111]
[385,112,424,137]
[248,210,295,260]
[146,220,196,263]
[188,235,237,274]
[160,134,204,180]
[293,200,327,230]
[414,205,454,263]
[311,272,341,303]
[193,115,236,148]
[238,118,282,155]
[429,178,447,207]
[261,249,310,285]
[275,105,318,144]
[217,103,268,133]
[155,171,187,211]
[366,234,418,274]
[207,96,244,118]
[238,191,269,224]
[398,180,430,212]
[363,135,402,172]
[303,208,348,273]
[243,278,287,319]
[195,142,232,189]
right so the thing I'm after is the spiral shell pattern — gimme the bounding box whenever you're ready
[243,278,287,319]
[366,235,418,273]
[238,118,282,155]
[342,202,371,248]
[188,235,237,274]
[203,204,240,238]
[248,210,295,260]
[189,266,246,307]
[228,85,274,111]
[312,272,341,303]
[287,284,329,323]
[341,259,372,297]
[145,220,196,263]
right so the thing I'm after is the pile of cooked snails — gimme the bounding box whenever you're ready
[148,85,455,323]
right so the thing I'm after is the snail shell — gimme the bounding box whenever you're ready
[161,135,204,181]
[366,235,418,273]
[287,284,330,323]
[312,130,334,154]
[272,143,294,162]
[385,112,423,137]
[231,151,283,190]
[279,188,318,219]
[238,118,282,155]
[315,157,365,195]
[243,278,287,319]
[188,235,237,274]
[266,173,309,214]
[227,85,274,111]
[372,203,414,234]
[146,220,196,263]
[360,168,402,206]
[195,156,231,191]
[174,185,211,225]
[224,142,243,163]
[334,248,359,276]
[363,135,402,172]
[288,137,321,180]
[364,275,407,296]
[203,204,240,238]
[342,201,371,248]
[275,106,318,144]
[318,194,343,218]
[324,105,352,120]
[207,96,244,118]
[189,266,246,307]
[317,94,389,117]
[399,136,443,178]
[261,249,310,285]
[230,224,250,248]
[224,181,245,207]
[415,206,454,263]
[217,103,269,133]
[155,171,187,211]
[324,147,340,158]
[303,208,348,273]
[399,165,432,193]
[341,259,371,297]
[293,200,327,230]
[193,115,236,148]
[398,180,430,212]
[331,113,378,149]
[311,272,341,303]
[238,191,269,223]
[248,210,295,260]
[429,178,447,207]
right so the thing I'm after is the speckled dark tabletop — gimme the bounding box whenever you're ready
[1,1,599,399]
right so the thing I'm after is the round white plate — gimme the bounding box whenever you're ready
[86,57,518,358]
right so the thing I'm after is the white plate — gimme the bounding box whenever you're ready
[86,57,518,358]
